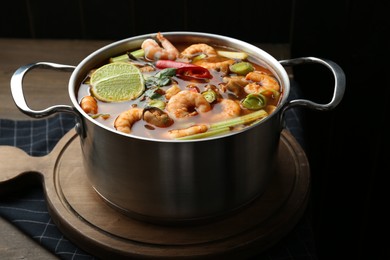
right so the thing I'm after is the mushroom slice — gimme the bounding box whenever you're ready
[142,106,174,128]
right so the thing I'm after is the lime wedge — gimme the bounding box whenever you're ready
[90,62,145,102]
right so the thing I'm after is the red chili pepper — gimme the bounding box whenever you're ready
[155,60,212,80]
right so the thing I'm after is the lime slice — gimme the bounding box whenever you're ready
[90,62,145,102]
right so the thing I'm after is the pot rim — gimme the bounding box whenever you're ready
[69,31,290,143]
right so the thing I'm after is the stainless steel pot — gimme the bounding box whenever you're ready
[11,32,345,224]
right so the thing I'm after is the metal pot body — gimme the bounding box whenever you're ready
[11,32,345,223]
[80,109,281,222]
[73,32,288,222]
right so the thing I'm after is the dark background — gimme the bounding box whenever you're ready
[1,0,388,259]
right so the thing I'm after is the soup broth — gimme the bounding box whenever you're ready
[77,33,283,140]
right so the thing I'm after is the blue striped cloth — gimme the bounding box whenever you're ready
[0,113,93,259]
[0,83,315,260]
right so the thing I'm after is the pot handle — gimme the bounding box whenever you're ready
[10,62,85,135]
[279,57,346,112]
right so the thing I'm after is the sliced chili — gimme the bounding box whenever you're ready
[155,60,212,80]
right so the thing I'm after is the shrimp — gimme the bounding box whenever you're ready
[180,43,217,59]
[244,71,280,93]
[114,107,143,134]
[212,99,241,121]
[222,75,248,97]
[166,90,211,118]
[141,32,179,61]
[168,124,208,139]
[80,96,98,114]
[139,65,155,73]
[181,43,233,73]
[195,59,235,74]
[244,83,262,94]
[165,84,181,100]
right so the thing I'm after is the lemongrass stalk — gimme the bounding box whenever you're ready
[209,109,268,130]
[176,109,268,140]
[177,127,230,140]
[130,49,145,58]
[109,53,129,63]
[217,50,248,60]
[109,49,145,63]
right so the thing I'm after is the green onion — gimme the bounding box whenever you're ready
[241,93,267,110]
[229,62,254,75]
[192,53,207,62]
[90,113,110,119]
[148,99,166,110]
[201,89,218,103]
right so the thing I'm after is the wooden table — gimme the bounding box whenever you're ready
[0,38,291,259]
[0,38,111,259]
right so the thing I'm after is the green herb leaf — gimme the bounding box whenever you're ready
[157,68,176,77]
[145,68,176,88]
[144,87,163,99]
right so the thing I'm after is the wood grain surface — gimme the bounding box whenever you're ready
[0,128,309,259]
[0,38,110,259]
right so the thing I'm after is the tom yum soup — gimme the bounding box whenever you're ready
[77,32,283,140]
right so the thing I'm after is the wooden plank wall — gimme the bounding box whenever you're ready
[1,0,292,43]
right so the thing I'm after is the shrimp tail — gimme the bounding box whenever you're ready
[80,95,98,114]
[141,32,179,61]
[114,107,143,134]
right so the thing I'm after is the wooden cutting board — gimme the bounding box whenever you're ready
[0,129,310,259]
